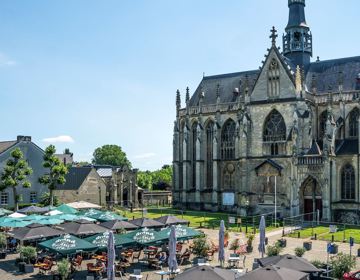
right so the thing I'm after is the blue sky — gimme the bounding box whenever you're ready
[0,0,358,171]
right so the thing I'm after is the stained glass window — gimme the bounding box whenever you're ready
[341,164,355,200]
[221,120,236,160]
[206,121,214,189]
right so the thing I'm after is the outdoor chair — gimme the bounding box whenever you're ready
[129,269,142,280]
[72,255,83,270]
[39,260,53,275]
[132,251,141,263]
[206,249,215,261]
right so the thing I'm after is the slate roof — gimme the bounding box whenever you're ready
[0,141,17,154]
[306,140,322,155]
[187,56,360,107]
[57,167,93,190]
[189,70,259,107]
[305,56,360,94]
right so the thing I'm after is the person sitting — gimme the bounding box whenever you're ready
[95,259,106,278]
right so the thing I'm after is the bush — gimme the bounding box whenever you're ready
[310,260,327,269]
[266,244,282,256]
[57,258,70,280]
[294,247,306,257]
[0,233,6,250]
[329,252,356,279]
[247,234,255,248]
[229,239,240,252]
[19,246,37,264]
[192,237,211,258]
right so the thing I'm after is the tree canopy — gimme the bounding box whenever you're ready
[0,148,33,211]
[137,165,172,190]
[92,145,132,168]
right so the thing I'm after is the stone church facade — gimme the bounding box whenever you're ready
[172,0,360,222]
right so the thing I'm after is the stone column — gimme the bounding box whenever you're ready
[212,128,219,208]
[195,125,202,206]
[182,136,188,204]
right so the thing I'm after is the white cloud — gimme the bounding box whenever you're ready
[42,135,75,143]
[0,53,16,67]
[133,152,156,159]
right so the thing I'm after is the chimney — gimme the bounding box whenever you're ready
[17,135,32,142]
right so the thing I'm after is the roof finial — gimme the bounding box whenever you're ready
[176,89,181,115]
[270,26,278,47]
[185,87,190,103]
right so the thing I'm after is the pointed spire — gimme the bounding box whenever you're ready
[270,26,278,47]
[176,89,181,116]
[295,65,302,93]
[185,87,190,103]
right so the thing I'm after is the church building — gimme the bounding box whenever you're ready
[172,0,360,222]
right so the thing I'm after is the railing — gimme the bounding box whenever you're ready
[178,102,242,117]
[297,156,324,166]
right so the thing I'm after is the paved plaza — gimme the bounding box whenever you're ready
[1,227,360,280]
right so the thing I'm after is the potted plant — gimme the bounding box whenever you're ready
[266,244,282,256]
[294,246,306,257]
[246,234,255,253]
[192,237,211,261]
[224,230,230,247]
[328,243,338,254]
[329,252,356,280]
[0,233,7,259]
[19,246,36,273]
[229,239,240,253]
[57,258,70,280]
[303,241,312,251]
[276,238,287,248]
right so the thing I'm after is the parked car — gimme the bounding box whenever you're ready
[343,270,360,280]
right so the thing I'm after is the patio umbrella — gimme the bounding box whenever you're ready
[154,215,189,226]
[100,220,138,231]
[38,234,97,255]
[157,225,202,241]
[55,204,78,214]
[257,254,322,273]
[122,227,162,246]
[8,223,63,241]
[84,232,135,250]
[37,218,64,225]
[175,265,236,280]
[107,231,116,280]
[0,219,31,228]
[91,211,128,222]
[239,265,308,280]
[218,220,225,266]
[22,214,46,221]
[57,219,107,236]
[168,226,178,273]
[129,218,164,228]
[8,212,27,218]
[18,205,49,214]
[46,210,63,216]
[80,208,103,217]
[66,201,102,209]
[258,215,266,258]
[0,208,12,216]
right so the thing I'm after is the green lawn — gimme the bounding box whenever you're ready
[115,207,279,233]
[286,225,360,244]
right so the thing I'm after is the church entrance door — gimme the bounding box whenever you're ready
[300,177,322,221]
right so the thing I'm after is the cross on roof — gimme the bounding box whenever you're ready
[270,26,278,46]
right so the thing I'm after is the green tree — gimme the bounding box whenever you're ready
[39,145,68,207]
[137,171,153,190]
[0,148,33,211]
[330,252,356,279]
[92,145,131,168]
[152,165,172,190]
[39,192,60,207]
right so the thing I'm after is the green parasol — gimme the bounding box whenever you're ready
[84,231,135,250]
[37,218,64,225]
[80,209,103,217]
[38,234,97,255]
[55,204,78,214]
[122,227,162,246]
[22,214,47,221]
[91,211,128,222]
[0,208,12,216]
[0,219,32,228]
[157,225,202,241]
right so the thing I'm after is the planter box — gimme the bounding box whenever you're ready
[328,244,338,254]
[18,262,25,272]
[24,264,34,274]
[277,239,287,248]
[0,252,6,259]
[303,242,312,251]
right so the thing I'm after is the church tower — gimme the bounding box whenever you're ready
[283,0,312,68]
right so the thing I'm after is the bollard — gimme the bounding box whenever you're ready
[246,224,248,234]
[298,231,300,238]
[332,235,334,243]
[314,233,317,240]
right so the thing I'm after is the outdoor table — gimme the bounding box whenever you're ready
[155,270,169,280]
[129,274,143,280]
[92,255,107,262]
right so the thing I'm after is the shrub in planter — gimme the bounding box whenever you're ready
[57,258,70,280]
[303,241,312,251]
[192,237,211,258]
[229,239,240,253]
[328,243,338,254]
[247,234,255,253]
[329,252,356,280]
[266,244,283,256]
[276,238,287,248]
[0,233,7,259]
[310,260,328,270]
[294,247,306,257]
[19,246,36,274]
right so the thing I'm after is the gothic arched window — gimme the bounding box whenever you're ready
[263,110,286,155]
[179,122,185,190]
[341,164,355,200]
[319,110,328,139]
[221,120,236,160]
[349,108,359,137]
[191,122,198,188]
[206,121,214,189]
[268,59,280,97]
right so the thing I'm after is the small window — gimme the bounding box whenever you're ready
[1,193,8,205]
[30,192,37,203]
